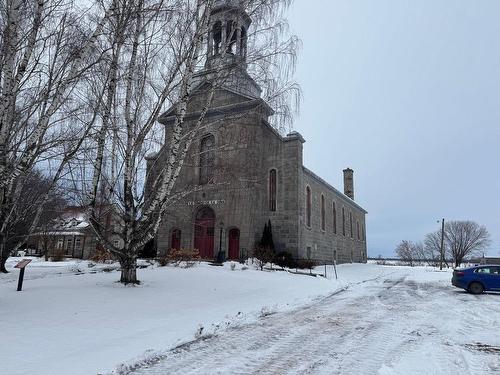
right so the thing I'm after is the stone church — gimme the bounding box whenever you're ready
[149,0,367,264]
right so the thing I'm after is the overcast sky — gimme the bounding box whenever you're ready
[287,0,500,257]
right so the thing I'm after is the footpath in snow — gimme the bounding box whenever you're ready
[0,257,384,375]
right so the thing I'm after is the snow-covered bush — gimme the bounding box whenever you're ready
[260,306,274,317]
[68,263,83,273]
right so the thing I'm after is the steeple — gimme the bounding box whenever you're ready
[190,0,261,99]
[206,0,251,70]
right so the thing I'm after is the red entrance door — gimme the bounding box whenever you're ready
[194,207,215,259]
[228,228,240,260]
[171,229,181,250]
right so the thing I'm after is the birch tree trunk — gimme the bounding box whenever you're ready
[0,0,114,267]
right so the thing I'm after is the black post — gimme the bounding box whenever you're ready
[17,268,25,291]
[218,225,223,262]
[439,218,445,270]
[219,228,222,252]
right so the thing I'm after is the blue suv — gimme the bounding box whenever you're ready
[452,265,500,294]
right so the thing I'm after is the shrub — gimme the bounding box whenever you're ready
[49,247,65,262]
[296,259,316,270]
[158,249,201,268]
[90,248,115,263]
[157,255,170,267]
[253,246,274,270]
[273,251,297,269]
[259,220,275,251]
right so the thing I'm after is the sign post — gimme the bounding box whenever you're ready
[439,218,445,270]
[14,259,32,291]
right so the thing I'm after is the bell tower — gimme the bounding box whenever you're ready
[206,0,251,70]
[192,0,261,99]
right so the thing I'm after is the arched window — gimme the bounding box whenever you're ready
[357,220,360,240]
[306,186,311,227]
[199,134,215,184]
[212,21,222,55]
[226,20,237,54]
[332,202,337,234]
[321,194,325,231]
[240,26,247,57]
[349,212,353,238]
[342,207,346,236]
[171,229,181,250]
[269,169,277,211]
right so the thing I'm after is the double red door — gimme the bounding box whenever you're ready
[194,207,215,259]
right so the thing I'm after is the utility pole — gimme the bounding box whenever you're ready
[439,218,445,270]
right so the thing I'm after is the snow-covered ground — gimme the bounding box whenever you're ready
[1,257,349,375]
[1,259,499,375]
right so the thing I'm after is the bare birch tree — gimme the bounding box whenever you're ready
[0,0,117,271]
[77,0,299,283]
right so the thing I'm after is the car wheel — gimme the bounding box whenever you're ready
[468,282,484,295]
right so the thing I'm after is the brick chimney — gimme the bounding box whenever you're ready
[343,168,354,200]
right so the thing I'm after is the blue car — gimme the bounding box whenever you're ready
[452,265,500,294]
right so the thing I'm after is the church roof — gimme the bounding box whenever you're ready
[302,167,368,214]
[158,86,273,126]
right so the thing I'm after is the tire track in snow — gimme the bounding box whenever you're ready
[129,272,498,375]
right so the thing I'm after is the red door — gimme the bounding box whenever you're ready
[194,207,215,259]
[171,229,181,250]
[228,228,240,260]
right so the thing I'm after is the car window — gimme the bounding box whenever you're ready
[491,267,500,275]
[476,267,492,274]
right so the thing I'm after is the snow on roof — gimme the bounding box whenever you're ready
[33,231,86,236]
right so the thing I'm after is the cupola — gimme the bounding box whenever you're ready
[206,0,251,69]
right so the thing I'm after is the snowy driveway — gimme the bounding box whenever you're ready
[131,269,500,375]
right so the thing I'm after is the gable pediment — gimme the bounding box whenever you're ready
[158,80,272,125]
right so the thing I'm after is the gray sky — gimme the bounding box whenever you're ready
[287,0,500,257]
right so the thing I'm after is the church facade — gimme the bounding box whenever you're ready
[148,1,367,264]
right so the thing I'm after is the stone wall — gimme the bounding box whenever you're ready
[299,168,367,264]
